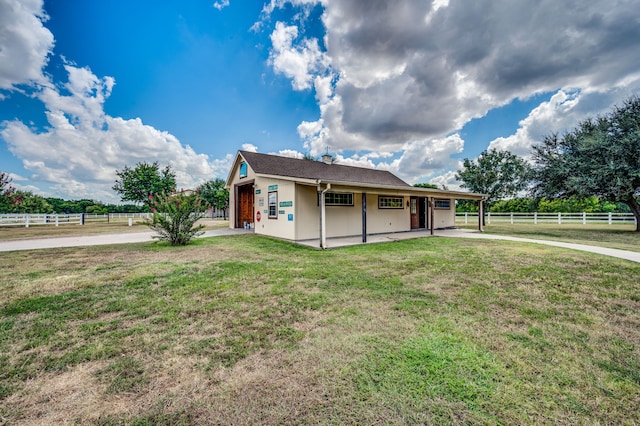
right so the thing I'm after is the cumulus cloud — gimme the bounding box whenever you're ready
[0,0,54,92]
[241,143,259,152]
[1,64,229,202]
[263,0,640,182]
[268,21,330,91]
[488,89,632,158]
[213,0,229,11]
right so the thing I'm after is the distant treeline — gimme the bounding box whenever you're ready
[1,191,148,214]
[457,196,631,213]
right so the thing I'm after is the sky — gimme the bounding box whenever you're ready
[1,0,639,204]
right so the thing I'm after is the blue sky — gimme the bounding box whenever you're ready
[1,0,639,203]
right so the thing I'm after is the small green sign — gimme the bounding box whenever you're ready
[278,210,285,215]
[255,189,261,194]
[279,201,293,207]
[268,184,278,191]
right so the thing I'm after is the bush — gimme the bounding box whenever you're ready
[146,190,208,246]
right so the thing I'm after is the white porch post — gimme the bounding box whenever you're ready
[319,183,331,249]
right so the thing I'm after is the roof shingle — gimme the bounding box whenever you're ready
[239,151,410,187]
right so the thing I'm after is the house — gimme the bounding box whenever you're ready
[226,150,485,247]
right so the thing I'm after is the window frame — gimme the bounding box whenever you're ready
[434,199,451,210]
[239,162,247,179]
[325,192,354,206]
[268,191,278,218]
[378,196,405,209]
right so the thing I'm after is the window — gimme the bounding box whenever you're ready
[434,199,451,209]
[379,196,404,209]
[239,162,247,178]
[325,192,354,206]
[268,191,278,218]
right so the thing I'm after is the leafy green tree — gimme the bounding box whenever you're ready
[413,183,439,189]
[9,191,54,214]
[489,197,541,213]
[146,190,208,246]
[532,95,640,231]
[1,172,21,212]
[113,162,176,209]
[456,149,532,223]
[197,178,229,219]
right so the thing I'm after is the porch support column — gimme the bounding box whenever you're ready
[318,183,331,249]
[362,192,367,242]
[430,197,435,235]
[478,199,484,232]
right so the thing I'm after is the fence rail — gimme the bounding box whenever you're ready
[456,212,636,225]
[0,213,153,227]
[0,214,83,227]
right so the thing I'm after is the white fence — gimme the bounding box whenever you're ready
[0,213,153,227]
[0,214,83,227]
[456,212,636,225]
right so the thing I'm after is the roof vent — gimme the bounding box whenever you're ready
[321,153,333,164]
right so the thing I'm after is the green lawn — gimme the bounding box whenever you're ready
[1,234,638,424]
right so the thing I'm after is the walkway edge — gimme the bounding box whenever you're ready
[438,229,640,263]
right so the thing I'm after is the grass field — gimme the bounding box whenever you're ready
[1,232,638,425]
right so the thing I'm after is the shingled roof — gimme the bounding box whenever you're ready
[239,150,411,187]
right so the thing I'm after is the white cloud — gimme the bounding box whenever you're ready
[1,65,228,202]
[275,149,304,159]
[0,0,54,91]
[241,143,258,152]
[213,0,229,11]
[487,88,635,158]
[268,21,330,91]
[263,0,640,185]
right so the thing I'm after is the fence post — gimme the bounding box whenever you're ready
[608,212,612,225]
[534,212,538,225]
[510,213,514,224]
[25,215,29,228]
[558,212,562,225]
[55,215,59,227]
[81,213,85,225]
[583,212,586,225]
[465,212,468,224]
[487,212,491,225]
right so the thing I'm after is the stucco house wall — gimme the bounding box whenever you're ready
[253,177,296,240]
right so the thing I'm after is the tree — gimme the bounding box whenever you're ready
[532,95,640,231]
[0,172,21,212]
[10,191,54,214]
[413,183,439,189]
[197,178,229,219]
[113,162,176,209]
[146,190,208,246]
[456,149,532,221]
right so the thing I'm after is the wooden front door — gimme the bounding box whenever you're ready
[236,184,254,228]
[410,197,419,229]
[410,197,427,229]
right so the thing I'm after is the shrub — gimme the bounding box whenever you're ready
[146,190,208,246]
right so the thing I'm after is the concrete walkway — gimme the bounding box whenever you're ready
[437,228,640,263]
[0,228,253,252]
[1,227,638,264]
[298,228,640,263]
